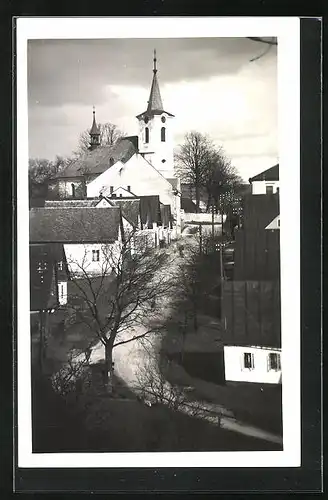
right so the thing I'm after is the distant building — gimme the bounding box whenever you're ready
[249,164,279,195]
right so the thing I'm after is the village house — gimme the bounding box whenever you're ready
[249,163,279,195]
[221,189,281,385]
[50,51,182,238]
[29,206,133,278]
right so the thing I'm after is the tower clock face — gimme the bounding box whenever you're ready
[144,116,149,124]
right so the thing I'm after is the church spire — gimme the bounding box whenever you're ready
[146,49,163,114]
[89,106,100,149]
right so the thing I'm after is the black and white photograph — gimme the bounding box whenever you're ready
[16,17,301,469]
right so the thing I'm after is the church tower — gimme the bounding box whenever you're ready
[89,106,101,150]
[136,50,175,178]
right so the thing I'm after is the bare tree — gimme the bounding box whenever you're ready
[75,122,126,156]
[29,156,71,204]
[65,230,176,393]
[203,147,243,213]
[175,131,214,213]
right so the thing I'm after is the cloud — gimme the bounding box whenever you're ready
[27,38,277,181]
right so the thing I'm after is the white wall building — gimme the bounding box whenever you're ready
[224,345,282,384]
[249,164,279,195]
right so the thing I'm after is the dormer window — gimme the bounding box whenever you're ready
[127,185,131,192]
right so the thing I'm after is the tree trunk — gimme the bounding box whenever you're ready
[104,341,114,394]
[195,183,200,213]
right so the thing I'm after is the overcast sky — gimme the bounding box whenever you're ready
[28,37,278,181]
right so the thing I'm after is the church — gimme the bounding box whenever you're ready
[51,50,182,237]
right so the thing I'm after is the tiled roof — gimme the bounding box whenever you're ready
[44,199,100,208]
[249,164,279,182]
[105,198,141,227]
[139,195,162,228]
[29,207,121,243]
[160,204,172,227]
[56,137,138,179]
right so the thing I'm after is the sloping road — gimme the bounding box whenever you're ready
[74,238,283,446]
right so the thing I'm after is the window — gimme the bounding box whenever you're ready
[277,218,280,227]
[71,183,76,198]
[243,352,255,369]
[92,249,100,262]
[119,193,122,197]
[145,127,149,143]
[266,185,274,195]
[268,352,281,371]
[127,185,131,192]
[161,116,166,123]
[110,186,114,194]
[37,261,47,273]
[276,187,279,194]
[161,127,166,142]
[57,261,63,271]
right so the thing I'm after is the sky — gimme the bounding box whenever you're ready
[28,37,278,181]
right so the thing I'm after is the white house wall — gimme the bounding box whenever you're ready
[87,153,181,234]
[64,243,121,277]
[251,180,280,195]
[224,345,282,384]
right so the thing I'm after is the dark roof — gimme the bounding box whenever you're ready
[242,193,280,231]
[30,244,63,311]
[56,137,138,179]
[29,207,121,243]
[90,110,100,136]
[44,199,100,208]
[136,64,174,119]
[221,280,281,349]
[160,204,172,227]
[181,197,198,213]
[139,195,162,228]
[233,228,280,281]
[105,198,141,227]
[249,164,279,182]
[166,178,178,190]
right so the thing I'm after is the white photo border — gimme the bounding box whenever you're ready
[16,16,301,468]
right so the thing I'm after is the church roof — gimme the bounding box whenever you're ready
[90,108,100,136]
[29,207,121,243]
[136,50,174,119]
[249,164,279,182]
[56,137,138,179]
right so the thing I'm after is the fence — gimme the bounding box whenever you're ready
[221,280,281,348]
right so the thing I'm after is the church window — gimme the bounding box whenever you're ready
[161,127,166,142]
[161,159,166,163]
[71,183,75,198]
[127,185,131,192]
[161,116,166,123]
[110,186,114,194]
[145,127,149,143]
